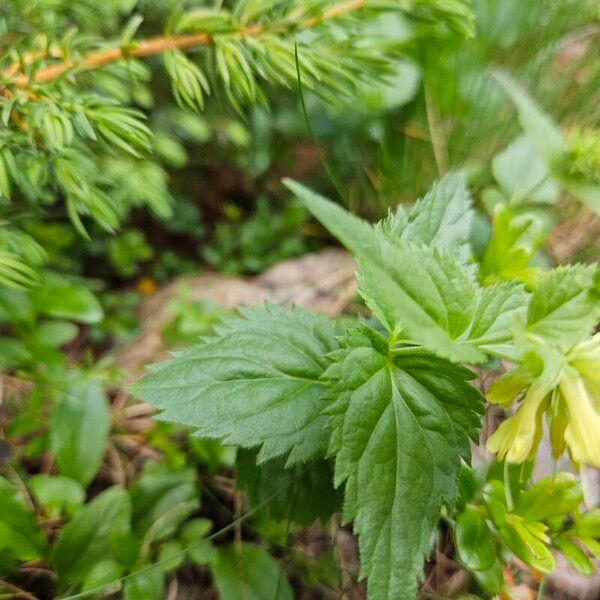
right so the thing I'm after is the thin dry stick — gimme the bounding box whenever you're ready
[0,578,39,600]
[5,0,368,88]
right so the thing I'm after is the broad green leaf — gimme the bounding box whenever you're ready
[574,509,600,537]
[32,320,79,347]
[355,240,479,362]
[81,559,124,594]
[123,569,164,600]
[49,379,110,486]
[180,518,214,565]
[0,477,47,561]
[326,325,483,599]
[158,540,186,572]
[132,304,340,464]
[379,171,474,263]
[31,281,103,324]
[0,336,31,368]
[211,543,293,600]
[454,507,495,571]
[515,473,583,521]
[284,180,483,363]
[51,486,131,586]
[492,70,565,164]
[555,538,593,575]
[29,475,85,518]
[472,558,504,596]
[492,136,560,205]
[464,281,528,359]
[499,518,555,573]
[237,449,341,526]
[526,264,600,349]
[130,461,199,541]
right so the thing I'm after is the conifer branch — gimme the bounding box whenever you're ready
[6,0,368,88]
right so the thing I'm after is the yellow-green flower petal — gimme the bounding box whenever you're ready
[559,367,600,468]
[487,379,549,463]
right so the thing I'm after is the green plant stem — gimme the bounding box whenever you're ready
[504,460,514,511]
[537,576,546,600]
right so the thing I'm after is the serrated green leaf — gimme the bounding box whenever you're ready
[379,171,474,263]
[463,281,528,359]
[326,325,483,599]
[132,304,340,464]
[527,264,600,349]
[284,179,483,363]
[212,543,293,600]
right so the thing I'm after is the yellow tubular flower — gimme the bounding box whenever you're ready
[487,378,551,463]
[487,334,600,468]
[559,366,600,468]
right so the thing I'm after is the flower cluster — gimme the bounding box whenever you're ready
[487,333,600,467]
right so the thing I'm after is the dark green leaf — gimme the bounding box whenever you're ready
[237,449,341,526]
[29,475,85,518]
[49,379,110,486]
[130,462,199,541]
[51,487,131,585]
[285,180,483,363]
[123,569,164,600]
[0,477,47,561]
[212,543,293,600]
[454,507,496,571]
[326,325,483,599]
[31,282,103,324]
[132,304,340,464]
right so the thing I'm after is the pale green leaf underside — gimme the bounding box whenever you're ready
[284,178,485,363]
[326,326,483,599]
[492,136,560,205]
[131,304,339,465]
[492,69,565,164]
[380,171,474,263]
